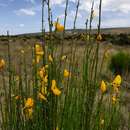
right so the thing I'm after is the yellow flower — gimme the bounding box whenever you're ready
[113,86,119,94]
[51,87,61,96]
[36,51,44,55]
[51,80,61,96]
[100,80,107,93]
[112,95,117,104]
[61,55,67,61]
[35,44,40,50]
[0,59,5,69]
[24,98,34,109]
[100,119,105,127]
[64,69,70,77]
[39,67,46,79]
[54,22,64,32]
[56,126,59,130]
[35,44,44,63]
[41,85,47,95]
[35,44,44,56]
[28,108,33,119]
[112,75,121,88]
[39,66,48,84]
[36,55,41,63]
[51,80,57,89]
[38,92,47,101]
[49,54,53,62]
[96,34,102,41]
[45,65,49,69]
[44,75,48,83]
[24,108,33,119]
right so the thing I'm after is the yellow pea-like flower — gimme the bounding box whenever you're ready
[51,80,61,96]
[112,95,117,104]
[39,67,46,79]
[24,98,34,109]
[96,34,102,41]
[35,44,44,55]
[45,65,49,69]
[64,69,70,77]
[36,55,41,63]
[28,108,33,119]
[100,80,107,93]
[54,22,64,32]
[49,54,53,62]
[61,55,67,61]
[41,86,47,95]
[100,119,105,127]
[112,75,121,88]
[0,59,5,69]
[44,75,48,83]
[35,44,44,63]
[24,108,33,119]
[51,87,61,96]
[113,86,119,94]
[36,51,44,55]
[35,44,40,50]
[38,92,47,101]
[51,80,57,89]
[56,126,59,130]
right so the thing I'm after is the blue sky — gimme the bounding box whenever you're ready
[0,0,130,35]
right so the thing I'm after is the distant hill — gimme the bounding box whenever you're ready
[16,27,130,36]
[94,27,130,34]
[1,27,130,37]
[1,27,130,46]
[68,27,130,35]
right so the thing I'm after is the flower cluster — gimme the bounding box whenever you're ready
[54,22,64,32]
[24,98,34,119]
[35,44,44,63]
[100,75,122,104]
[0,59,5,70]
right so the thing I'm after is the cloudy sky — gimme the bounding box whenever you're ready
[0,0,130,35]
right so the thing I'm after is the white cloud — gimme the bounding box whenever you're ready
[78,0,130,14]
[56,0,129,15]
[15,8,36,16]
[19,24,25,27]
[51,0,65,6]
[59,10,82,19]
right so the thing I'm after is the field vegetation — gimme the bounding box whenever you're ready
[0,0,130,130]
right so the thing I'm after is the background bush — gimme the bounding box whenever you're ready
[109,52,130,75]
